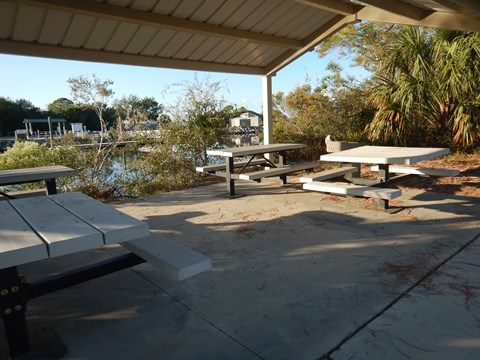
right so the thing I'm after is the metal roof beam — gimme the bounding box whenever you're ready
[357,7,480,32]
[352,0,431,21]
[8,0,303,50]
[294,0,360,16]
[0,39,265,75]
[265,14,359,76]
[432,0,472,14]
[449,0,480,15]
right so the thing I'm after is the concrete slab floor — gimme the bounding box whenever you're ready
[1,179,479,359]
[332,239,480,360]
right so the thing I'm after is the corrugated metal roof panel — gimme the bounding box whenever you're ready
[188,0,225,22]
[158,31,194,58]
[221,0,263,29]
[208,0,244,25]
[124,26,158,54]
[14,5,45,42]
[141,28,176,56]
[0,0,478,76]
[83,19,118,50]
[129,0,159,12]
[201,38,237,62]
[38,10,73,45]
[103,22,140,52]
[188,36,223,61]
[173,34,209,59]
[63,15,97,48]
[0,2,17,38]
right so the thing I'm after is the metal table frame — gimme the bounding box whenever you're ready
[206,143,304,196]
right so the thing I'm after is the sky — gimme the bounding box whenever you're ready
[0,50,370,114]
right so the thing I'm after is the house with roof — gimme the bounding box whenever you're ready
[229,110,262,129]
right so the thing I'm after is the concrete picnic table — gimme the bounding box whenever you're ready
[316,146,452,209]
[320,146,450,166]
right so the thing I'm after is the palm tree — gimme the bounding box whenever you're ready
[434,30,480,148]
[366,27,480,150]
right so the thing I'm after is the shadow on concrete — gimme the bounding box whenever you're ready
[3,183,480,360]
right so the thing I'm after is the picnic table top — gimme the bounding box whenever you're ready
[320,146,450,165]
[0,192,150,270]
[206,143,304,157]
[0,165,75,186]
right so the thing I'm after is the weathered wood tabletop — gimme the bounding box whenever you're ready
[0,192,150,270]
[206,143,306,196]
[206,143,304,157]
[0,165,76,196]
[0,165,75,186]
[0,192,151,359]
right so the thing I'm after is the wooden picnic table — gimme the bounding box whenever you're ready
[0,165,76,197]
[204,143,319,196]
[0,192,150,359]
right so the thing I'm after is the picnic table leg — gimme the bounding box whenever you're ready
[225,157,235,196]
[45,179,57,195]
[344,163,360,180]
[377,164,390,183]
[377,164,391,209]
[377,198,389,210]
[278,150,286,167]
[0,266,30,359]
[277,151,288,185]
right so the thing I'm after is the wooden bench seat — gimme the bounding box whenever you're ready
[237,161,321,181]
[371,165,459,177]
[124,235,212,281]
[299,166,357,183]
[196,158,269,173]
[303,181,401,200]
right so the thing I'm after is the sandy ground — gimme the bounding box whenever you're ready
[362,153,480,198]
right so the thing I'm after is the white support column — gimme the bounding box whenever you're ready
[262,75,273,145]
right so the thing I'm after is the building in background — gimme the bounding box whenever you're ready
[229,110,262,129]
[24,118,66,139]
[71,123,86,133]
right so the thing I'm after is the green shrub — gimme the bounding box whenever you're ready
[0,141,80,192]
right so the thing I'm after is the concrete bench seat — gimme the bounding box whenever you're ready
[371,165,460,177]
[196,158,269,173]
[124,235,212,281]
[299,166,357,183]
[325,135,360,153]
[303,181,401,200]
[237,161,321,181]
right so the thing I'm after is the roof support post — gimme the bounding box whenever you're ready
[262,75,273,145]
